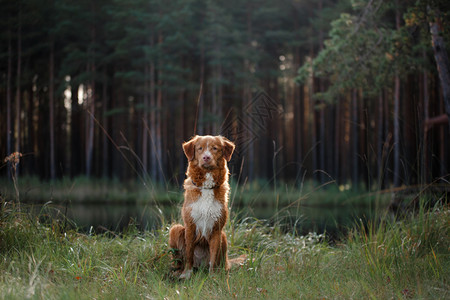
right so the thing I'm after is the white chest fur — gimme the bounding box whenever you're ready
[201,172,215,189]
[189,173,222,238]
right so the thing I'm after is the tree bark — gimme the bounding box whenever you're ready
[149,33,157,181]
[245,5,254,181]
[49,39,56,179]
[71,85,80,177]
[142,65,149,176]
[310,86,317,181]
[429,6,450,133]
[85,81,95,177]
[102,71,109,178]
[196,46,205,136]
[393,74,401,187]
[318,0,326,184]
[393,2,401,187]
[334,97,341,182]
[6,29,12,164]
[351,89,358,189]
[377,92,384,186]
[421,57,429,183]
[155,32,164,183]
[86,10,96,177]
[15,10,22,157]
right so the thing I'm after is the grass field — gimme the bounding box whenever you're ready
[0,195,448,299]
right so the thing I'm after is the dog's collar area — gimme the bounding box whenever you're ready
[191,172,216,189]
[191,179,216,189]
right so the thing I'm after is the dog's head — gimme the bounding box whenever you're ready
[182,135,235,170]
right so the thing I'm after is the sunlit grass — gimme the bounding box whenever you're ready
[0,194,448,299]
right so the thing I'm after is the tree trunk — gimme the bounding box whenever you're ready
[149,32,158,181]
[211,64,219,134]
[393,3,401,187]
[429,6,450,133]
[142,65,149,176]
[351,89,358,189]
[86,17,96,177]
[422,58,429,183]
[196,46,205,136]
[49,40,56,179]
[71,85,80,177]
[308,37,318,181]
[439,94,446,177]
[310,80,317,180]
[245,6,254,181]
[156,78,163,183]
[319,93,325,183]
[102,71,109,178]
[217,63,223,135]
[319,102,325,183]
[243,75,254,181]
[155,32,164,183]
[85,81,95,177]
[377,92,384,186]
[178,87,186,186]
[6,29,12,170]
[294,48,304,182]
[150,59,157,181]
[15,10,22,158]
[318,0,326,184]
[334,97,341,182]
[393,74,401,187]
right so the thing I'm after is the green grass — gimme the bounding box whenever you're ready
[0,196,448,299]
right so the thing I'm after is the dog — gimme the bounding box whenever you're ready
[169,135,238,279]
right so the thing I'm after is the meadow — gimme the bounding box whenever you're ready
[0,189,448,299]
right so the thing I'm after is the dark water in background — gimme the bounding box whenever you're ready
[32,201,381,239]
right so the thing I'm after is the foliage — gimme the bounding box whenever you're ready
[0,0,449,189]
[297,0,450,101]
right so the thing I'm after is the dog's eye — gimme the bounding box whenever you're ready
[198,147,203,151]
[213,146,218,151]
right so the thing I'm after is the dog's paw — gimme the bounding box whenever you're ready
[179,268,193,280]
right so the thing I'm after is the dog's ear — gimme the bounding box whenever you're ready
[221,137,235,162]
[182,136,198,161]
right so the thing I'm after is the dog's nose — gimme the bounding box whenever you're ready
[203,155,211,162]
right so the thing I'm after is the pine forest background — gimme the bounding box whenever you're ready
[1,0,449,191]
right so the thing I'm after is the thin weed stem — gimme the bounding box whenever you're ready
[4,152,22,211]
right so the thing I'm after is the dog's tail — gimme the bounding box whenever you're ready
[228,254,247,269]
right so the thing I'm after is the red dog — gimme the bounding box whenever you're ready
[169,135,235,279]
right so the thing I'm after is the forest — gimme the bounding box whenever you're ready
[1,1,450,298]
[1,0,449,190]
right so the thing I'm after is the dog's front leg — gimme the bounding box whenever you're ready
[208,231,224,273]
[180,226,195,279]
